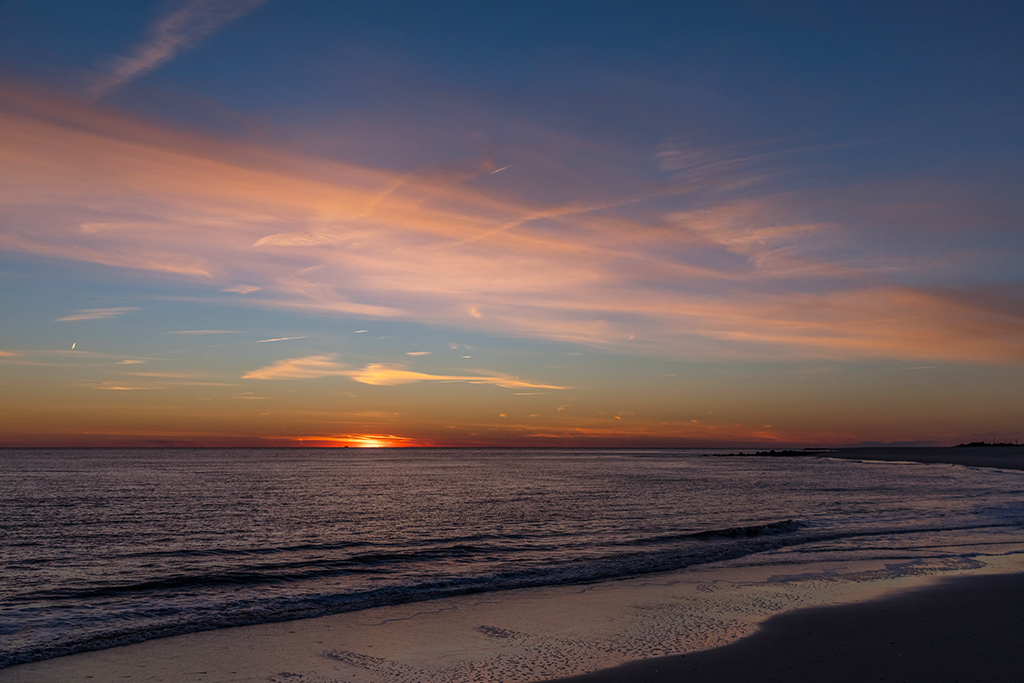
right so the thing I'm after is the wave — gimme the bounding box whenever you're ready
[0,519,812,668]
[628,519,806,546]
[691,519,806,539]
[9,520,806,604]
[10,517,1017,669]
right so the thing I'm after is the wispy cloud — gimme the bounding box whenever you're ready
[254,336,307,343]
[56,307,138,322]
[345,363,566,389]
[3,83,1022,364]
[241,355,348,380]
[168,329,241,335]
[222,285,261,294]
[242,355,565,388]
[0,349,148,365]
[89,0,268,98]
[94,384,157,391]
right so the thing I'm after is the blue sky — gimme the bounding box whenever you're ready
[1,1,1021,447]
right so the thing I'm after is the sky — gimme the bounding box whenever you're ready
[1,0,1022,448]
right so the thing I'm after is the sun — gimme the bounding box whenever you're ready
[347,435,391,448]
[288,434,427,448]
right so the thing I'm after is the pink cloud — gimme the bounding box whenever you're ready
[3,82,1022,364]
[56,307,138,322]
[242,356,565,389]
[345,363,565,389]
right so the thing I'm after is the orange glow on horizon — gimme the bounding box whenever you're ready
[293,434,432,448]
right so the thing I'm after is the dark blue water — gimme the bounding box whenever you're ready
[2,448,1023,667]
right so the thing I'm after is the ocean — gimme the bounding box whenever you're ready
[2,448,1023,668]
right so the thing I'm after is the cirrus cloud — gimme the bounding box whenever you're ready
[3,82,1023,364]
[345,363,566,389]
[242,355,565,389]
[241,355,347,380]
[89,0,269,98]
[56,307,138,322]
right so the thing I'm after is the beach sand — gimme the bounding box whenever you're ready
[4,556,1022,683]
[548,446,1024,683]
[550,571,1024,682]
[3,447,1022,682]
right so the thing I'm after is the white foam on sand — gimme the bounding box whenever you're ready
[4,552,1024,683]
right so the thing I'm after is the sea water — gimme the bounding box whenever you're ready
[2,448,1023,668]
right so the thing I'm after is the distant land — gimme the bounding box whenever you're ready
[715,445,1024,472]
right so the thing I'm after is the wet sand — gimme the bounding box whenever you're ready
[546,447,1024,683]
[549,571,1024,683]
[4,557,1022,683]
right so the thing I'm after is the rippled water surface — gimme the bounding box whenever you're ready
[2,448,1023,667]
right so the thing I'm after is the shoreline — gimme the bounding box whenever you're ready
[548,571,1024,683]
[3,554,1023,682]
[712,445,1024,471]
[825,445,1024,470]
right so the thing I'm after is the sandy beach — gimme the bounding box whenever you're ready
[550,571,1024,682]
[550,446,1024,682]
[2,447,1023,683]
[3,555,1022,682]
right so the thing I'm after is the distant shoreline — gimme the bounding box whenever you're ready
[713,445,1024,471]
[3,445,1023,473]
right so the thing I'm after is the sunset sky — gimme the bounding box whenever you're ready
[1,1,1021,448]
